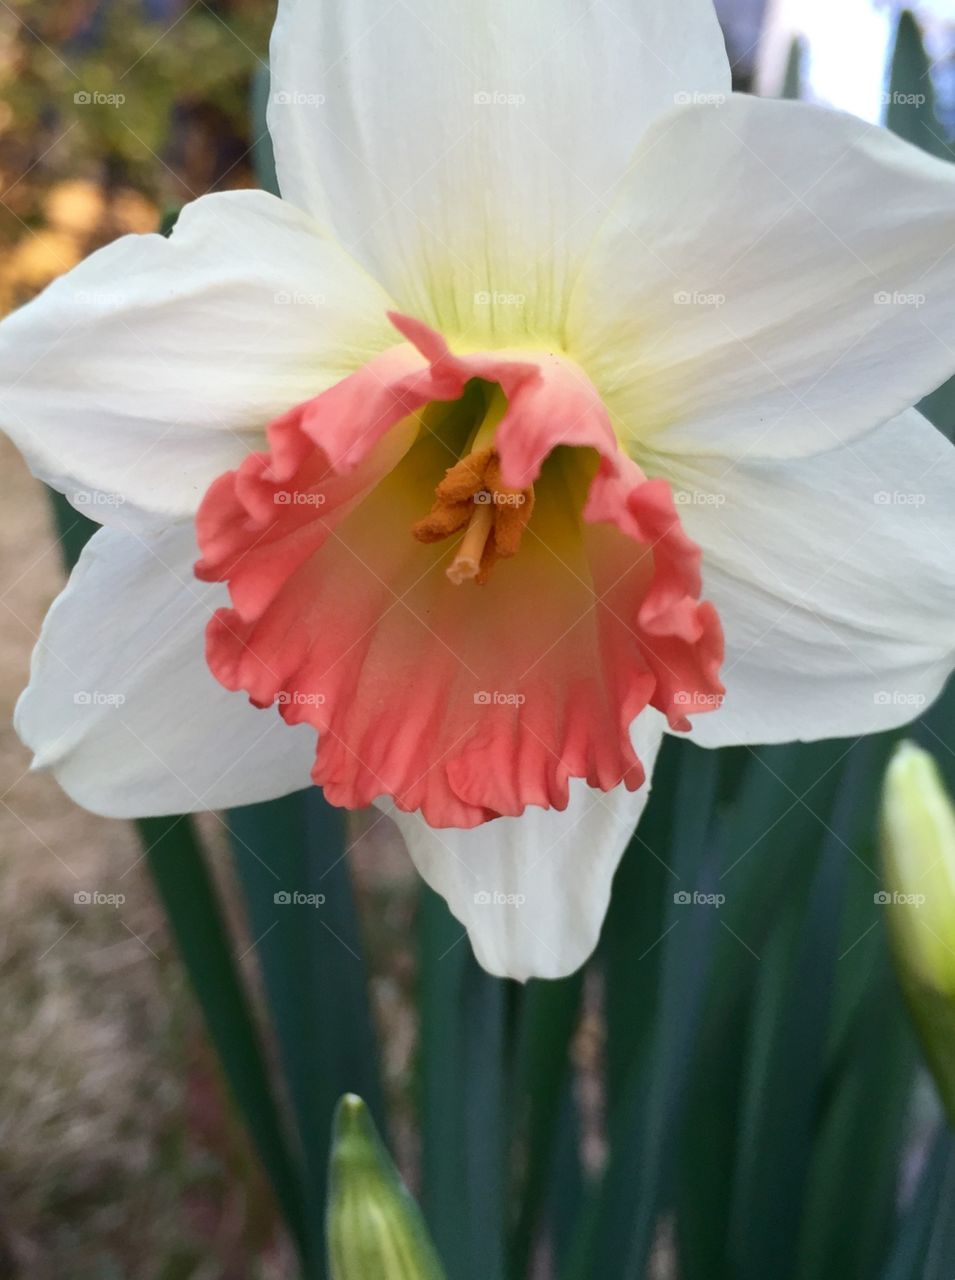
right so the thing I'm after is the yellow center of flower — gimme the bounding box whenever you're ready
[411,381,535,585]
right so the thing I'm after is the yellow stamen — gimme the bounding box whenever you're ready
[410,385,533,585]
[447,497,495,584]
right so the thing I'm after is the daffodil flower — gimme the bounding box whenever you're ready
[4,1,955,980]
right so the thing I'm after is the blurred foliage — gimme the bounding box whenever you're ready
[0,0,270,187]
[0,0,269,315]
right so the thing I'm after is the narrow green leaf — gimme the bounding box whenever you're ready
[142,816,309,1256]
[602,736,682,1116]
[228,790,385,1275]
[887,12,951,160]
[46,487,99,569]
[508,971,584,1277]
[726,747,876,1280]
[418,885,508,1280]
[884,12,955,444]
[250,62,281,197]
[781,36,806,101]
[675,740,849,1280]
[545,1082,586,1273]
[565,747,721,1280]
[796,949,917,1280]
[881,1126,955,1280]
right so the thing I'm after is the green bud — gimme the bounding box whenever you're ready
[880,741,955,1117]
[326,1094,447,1280]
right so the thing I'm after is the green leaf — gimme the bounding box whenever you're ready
[881,1126,955,1280]
[675,740,849,1280]
[601,736,682,1116]
[227,790,385,1275]
[249,62,281,197]
[726,749,874,1280]
[508,970,584,1277]
[46,487,99,569]
[796,948,917,1280]
[142,815,309,1257]
[781,36,806,101]
[565,747,721,1280]
[885,12,955,444]
[418,885,509,1280]
[886,12,951,160]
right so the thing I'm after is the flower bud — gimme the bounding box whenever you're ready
[880,741,955,1115]
[326,1094,446,1280]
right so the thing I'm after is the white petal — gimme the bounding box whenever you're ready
[16,522,316,817]
[385,711,666,981]
[268,0,729,336]
[0,189,396,528]
[664,409,955,747]
[569,95,955,460]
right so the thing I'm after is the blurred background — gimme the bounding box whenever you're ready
[1,1,955,1277]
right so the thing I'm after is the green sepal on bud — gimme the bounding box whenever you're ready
[326,1094,447,1280]
[880,741,955,1118]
